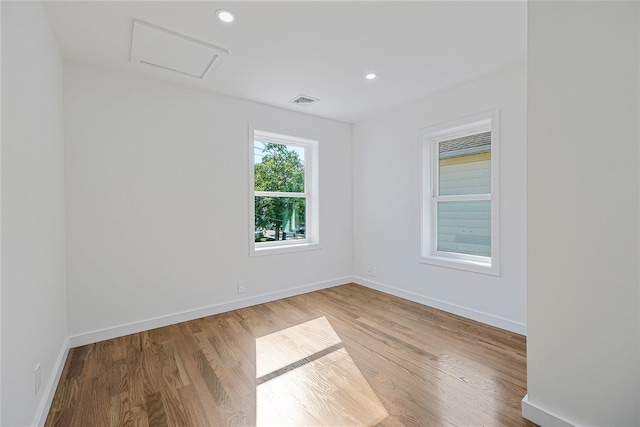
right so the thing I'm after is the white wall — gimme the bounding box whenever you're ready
[526,1,640,425]
[64,62,353,340]
[1,2,68,426]
[1,3,3,423]
[352,63,527,333]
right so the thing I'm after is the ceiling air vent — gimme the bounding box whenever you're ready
[290,95,320,106]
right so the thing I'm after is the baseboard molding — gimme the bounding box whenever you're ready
[68,276,352,348]
[353,276,527,335]
[34,336,70,427]
[37,277,526,425]
[522,394,576,426]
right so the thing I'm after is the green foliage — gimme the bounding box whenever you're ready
[254,143,306,241]
[254,143,304,193]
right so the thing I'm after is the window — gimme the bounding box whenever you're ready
[420,111,499,275]
[250,129,319,255]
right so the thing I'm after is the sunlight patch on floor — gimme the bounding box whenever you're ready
[256,316,388,426]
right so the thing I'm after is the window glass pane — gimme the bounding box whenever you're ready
[437,200,491,257]
[439,132,491,196]
[255,196,306,242]
[254,141,305,193]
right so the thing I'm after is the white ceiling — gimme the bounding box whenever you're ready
[42,1,526,124]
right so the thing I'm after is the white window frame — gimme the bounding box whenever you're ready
[250,127,320,256]
[419,111,499,275]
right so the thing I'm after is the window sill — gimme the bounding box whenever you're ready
[419,254,498,276]
[251,242,321,257]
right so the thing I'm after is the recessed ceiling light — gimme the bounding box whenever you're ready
[365,73,377,80]
[216,9,235,23]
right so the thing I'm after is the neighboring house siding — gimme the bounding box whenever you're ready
[439,151,491,195]
[438,151,491,256]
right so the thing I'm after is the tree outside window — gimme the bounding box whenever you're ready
[254,142,306,242]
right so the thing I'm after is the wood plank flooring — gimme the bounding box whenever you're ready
[45,284,535,426]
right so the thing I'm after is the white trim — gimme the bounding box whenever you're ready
[521,394,577,427]
[0,4,3,424]
[250,126,320,256]
[255,191,306,198]
[418,254,494,275]
[34,337,70,427]
[420,110,500,276]
[68,277,349,348]
[354,276,526,335]
[251,242,321,256]
[38,278,529,426]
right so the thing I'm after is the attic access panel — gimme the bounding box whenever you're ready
[130,19,229,79]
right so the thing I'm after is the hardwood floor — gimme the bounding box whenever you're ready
[45,284,535,426]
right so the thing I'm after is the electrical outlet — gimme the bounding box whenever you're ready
[372,267,377,277]
[35,364,41,395]
[367,266,372,276]
[237,281,246,294]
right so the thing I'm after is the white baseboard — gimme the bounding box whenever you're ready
[37,277,528,425]
[35,336,70,427]
[522,394,576,426]
[353,276,527,335]
[68,276,351,348]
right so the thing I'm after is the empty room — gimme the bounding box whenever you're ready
[1,1,639,426]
